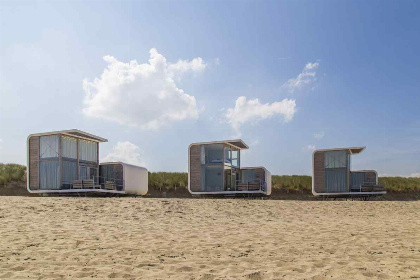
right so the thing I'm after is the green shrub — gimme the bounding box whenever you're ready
[379,177,420,193]
[0,164,26,186]
[149,172,188,191]
[272,175,312,193]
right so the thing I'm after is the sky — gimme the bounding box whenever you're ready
[0,0,419,176]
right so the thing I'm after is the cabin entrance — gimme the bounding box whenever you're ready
[224,168,237,191]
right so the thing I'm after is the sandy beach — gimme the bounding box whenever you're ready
[0,197,419,279]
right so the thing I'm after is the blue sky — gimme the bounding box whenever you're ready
[0,0,419,176]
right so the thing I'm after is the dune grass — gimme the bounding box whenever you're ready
[0,164,26,186]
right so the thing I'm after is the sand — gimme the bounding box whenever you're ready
[0,197,419,279]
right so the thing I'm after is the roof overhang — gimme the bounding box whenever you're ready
[191,139,249,150]
[315,146,366,155]
[29,129,108,142]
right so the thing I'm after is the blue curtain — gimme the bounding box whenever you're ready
[325,169,347,192]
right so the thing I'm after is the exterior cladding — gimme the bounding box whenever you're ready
[29,136,40,190]
[313,151,325,193]
[189,144,201,192]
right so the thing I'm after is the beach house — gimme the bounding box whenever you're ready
[188,140,271,196]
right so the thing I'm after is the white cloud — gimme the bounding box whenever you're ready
[102,141,144,166]
[249,139,260,147]
[224,96,296,135]
[307,145,316,151]
[410,173,420,178]
[314,131,325,139]
[82,48,206,129]
[283,62,319,93]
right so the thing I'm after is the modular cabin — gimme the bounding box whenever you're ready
[188,140,271,196]
[100,162,148,195]
[312,147,386,197]
[27,130,148,195]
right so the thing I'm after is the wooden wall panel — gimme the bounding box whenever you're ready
[189,145,201,192]
[313,151,325,193]
[29,136,40,190]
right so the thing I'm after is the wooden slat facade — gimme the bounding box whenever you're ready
[29,136,40,190]
[313,151,325,193]
[189,145,201,192]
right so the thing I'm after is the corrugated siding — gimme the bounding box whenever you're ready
[39,161,60,189]
[324,150,348,169]
[40,135,59,159]
[78,140,97,162]
[62,136,77,159]
[62,160,77,184]
[325,169,347,192]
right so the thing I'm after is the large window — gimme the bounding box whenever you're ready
[324,150,348,169]
[201,165,223,191]
[40,135,59,159]
[201,144,224,164]
[39,161,60,189]
[62,136,77,159]
[79,140,97,162]
[324,150,348,192]
[39,135,60,189]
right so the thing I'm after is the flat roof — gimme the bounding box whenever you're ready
[315,146,366,155]
[191,139,249,150]
[29,129,108,142]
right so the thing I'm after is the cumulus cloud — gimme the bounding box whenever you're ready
[410,172,420,178]
[102,141,144,166]
[314,131,325,139]
[224,96,296,135]
[307,145,316,151]
[283,62,320,93]
[83,48,206,129]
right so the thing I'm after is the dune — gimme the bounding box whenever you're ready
[0,197,419,279]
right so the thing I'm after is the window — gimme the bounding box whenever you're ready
[62,136,77,159]
[39,161,60,189]
[201,165,223,192]
[324,151,348,169]
[201,144,224,164]
[79,140,97,162]
[40,135,59,159]
[231,150,239,168]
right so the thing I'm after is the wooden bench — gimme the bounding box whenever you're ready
[105,181,116,190]
[361,185,385,192]
[72,180,83,189]
[237,183,261,191]
[82,179,94,189]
